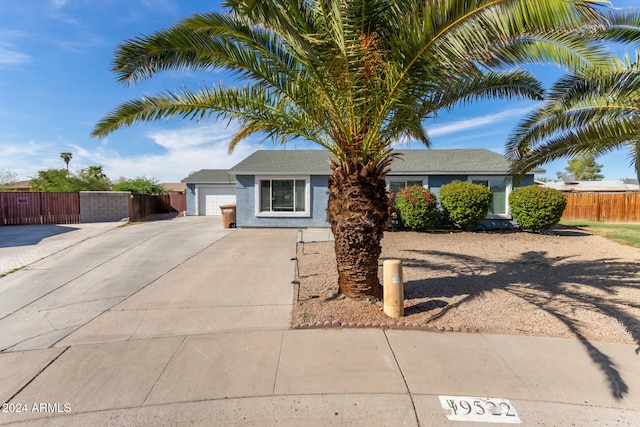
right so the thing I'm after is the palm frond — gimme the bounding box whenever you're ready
[598,7,640,45]
[96,0,640,175]
[508,54,640,180]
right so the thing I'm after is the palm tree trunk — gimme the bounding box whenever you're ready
[327,159,389,300]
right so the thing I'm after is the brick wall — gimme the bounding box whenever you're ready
[80,192,130,223]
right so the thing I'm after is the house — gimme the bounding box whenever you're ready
[538,179,640,193]
[228,149,538,228]
[0,180,32,192]
[181,169,236,216]
[161,182,186,194]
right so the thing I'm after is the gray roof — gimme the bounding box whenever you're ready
[181,169,234,184]
[229,149,537,175]
[229,150,333,175]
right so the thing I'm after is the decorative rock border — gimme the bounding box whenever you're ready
[291,321,480,334]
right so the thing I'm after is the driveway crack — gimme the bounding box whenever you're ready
[128,310,147,341]
[3,346,69,404]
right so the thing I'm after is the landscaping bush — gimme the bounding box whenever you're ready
[387,190,401,231]
[393,186,438,231]
[509,185,567,230]
[439,180,492,230]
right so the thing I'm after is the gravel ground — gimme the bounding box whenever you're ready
[292,226,640,345]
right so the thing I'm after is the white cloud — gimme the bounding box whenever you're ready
[0,140,60,179]
[0,45,30,66]
[428,107,534,138]
[0,122,261,182]
[140,0,178,13]
[89,124,258,182]
[49,0,68,9]
[146,126,237,150]
[51,36,105,53]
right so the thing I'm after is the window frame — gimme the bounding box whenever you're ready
[254,176,311,217]
[387,176,427,194]
[468,176,512,218]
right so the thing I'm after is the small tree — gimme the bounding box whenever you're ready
[0,168,18,190]
[30,169,84,192]
[393,186,437,231]
[509,186,567,230]
[113,177,168,194]
[564,154,604,181]
[30,166,113,192]
[439,181,492,230]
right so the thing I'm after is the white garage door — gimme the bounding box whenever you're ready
[198,185,236,216]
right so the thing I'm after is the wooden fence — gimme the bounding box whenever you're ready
[562,192,640,223]
[0,192,186,225]
[0,192,80,225]
[130,193,187,221]
[168,193,186,214]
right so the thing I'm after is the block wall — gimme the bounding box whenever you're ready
[80,192,130,223]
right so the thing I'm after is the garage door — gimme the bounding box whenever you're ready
[197,186,236,216]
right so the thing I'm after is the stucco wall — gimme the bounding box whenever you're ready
[80,191,130,223]
[234,173,536,228]
[235,175,330,227]
[185,184,197,215]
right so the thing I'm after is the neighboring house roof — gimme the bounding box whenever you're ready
[181,169,234,184]
[161,182,186,193]
[539,180,640,192]
[0,180,31,191]
[229,149,541,175]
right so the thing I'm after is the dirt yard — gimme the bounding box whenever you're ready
[292,227,640,345]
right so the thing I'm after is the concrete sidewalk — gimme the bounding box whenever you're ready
[0,222,123,276]
[1,224,639,426]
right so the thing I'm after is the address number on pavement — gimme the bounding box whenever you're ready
[439,395,521,424]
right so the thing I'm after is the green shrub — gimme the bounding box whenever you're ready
[112,177,168,194]
[439,180,492,230]
[394,186,438,231]
[509,185,567,230]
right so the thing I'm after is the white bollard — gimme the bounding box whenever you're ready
[383,259,404,318]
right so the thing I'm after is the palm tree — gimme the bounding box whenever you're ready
[60,152,72,175]
[79,165,112,190]
[92,0,628,300]
[508,54,640,182]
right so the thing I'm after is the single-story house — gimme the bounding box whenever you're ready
[228,149,539,228]
[161,182,186,194]
[538,179,640,193]
[181,169,236,216]
[0,180,32,191]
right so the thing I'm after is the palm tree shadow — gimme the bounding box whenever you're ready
[399,248,640,400]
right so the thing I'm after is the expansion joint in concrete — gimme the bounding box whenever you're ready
[383,330,420,426]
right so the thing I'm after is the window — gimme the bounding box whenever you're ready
[472,178,508,215]
[258,178,308,215]
[389,180,424,194]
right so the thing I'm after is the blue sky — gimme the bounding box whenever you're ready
[1,0,638,183]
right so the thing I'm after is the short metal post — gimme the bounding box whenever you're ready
[383,259,404,318]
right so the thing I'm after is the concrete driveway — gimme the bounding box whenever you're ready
[0,216,233,352]
[1,218,639,426]
[0,221,123,276]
